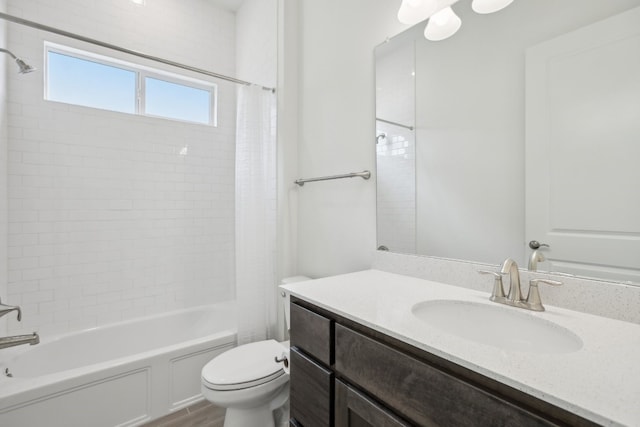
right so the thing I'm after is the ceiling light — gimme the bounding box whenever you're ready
[397,0,438,26]
[424,7,462,41]
[471,0,514,14]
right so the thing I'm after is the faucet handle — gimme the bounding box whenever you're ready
[478,270,506,302]
[526,278,563,311]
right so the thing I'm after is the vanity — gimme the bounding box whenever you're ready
[282,270,640,427]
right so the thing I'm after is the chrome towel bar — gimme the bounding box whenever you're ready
[295,170,371,187]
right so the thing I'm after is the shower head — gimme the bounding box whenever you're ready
[0,48,37,74]
[15,58,36,74]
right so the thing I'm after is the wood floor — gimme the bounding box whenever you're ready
[142,401,226,427]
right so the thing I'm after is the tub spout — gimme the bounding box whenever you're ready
[0,332,39,350]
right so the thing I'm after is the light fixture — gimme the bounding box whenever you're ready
[397,0,438,26]
[130,0,146,5]
[424,7,462,41]
[472,0,514,14]
[396,0,516,42]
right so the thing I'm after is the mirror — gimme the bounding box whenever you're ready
[375,0,640,284]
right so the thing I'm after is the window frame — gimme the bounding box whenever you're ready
[44,42,218,126]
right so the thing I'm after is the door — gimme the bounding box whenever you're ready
[525,6,640,283]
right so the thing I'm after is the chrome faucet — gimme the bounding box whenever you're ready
[478,258,563,311]
[0,297,40,350]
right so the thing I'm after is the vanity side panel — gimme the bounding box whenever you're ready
[335,324,557,427]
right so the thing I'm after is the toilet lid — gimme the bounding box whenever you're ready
[202,339,287,391]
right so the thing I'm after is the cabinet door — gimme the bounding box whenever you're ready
[335,380,409,427]
[290,348,334,427]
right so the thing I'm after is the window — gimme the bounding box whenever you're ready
[45,43,217,125]
[144,77,211,124]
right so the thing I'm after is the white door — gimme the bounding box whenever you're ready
[525,6,640,283]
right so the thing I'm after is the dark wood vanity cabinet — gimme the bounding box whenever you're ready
[289,297,599,427]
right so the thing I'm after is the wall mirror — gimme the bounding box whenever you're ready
[375,0,640,285]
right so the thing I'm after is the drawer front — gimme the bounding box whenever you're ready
[290,348,334,427]
[335,324,558,427]
[335,380,410,427]
[290,302,333,366]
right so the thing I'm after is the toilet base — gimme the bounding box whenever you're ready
[223,404,275,427]
[222,387,288,427]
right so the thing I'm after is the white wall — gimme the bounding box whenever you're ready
[296,0,406,278]
[236,0,277,89]
[5,0,237,335]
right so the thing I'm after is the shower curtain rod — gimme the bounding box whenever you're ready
[0,12,276,93]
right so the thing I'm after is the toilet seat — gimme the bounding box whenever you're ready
[202,339,286,391]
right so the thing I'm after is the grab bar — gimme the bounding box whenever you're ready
[294,170,371,187]
[376,118,414,131]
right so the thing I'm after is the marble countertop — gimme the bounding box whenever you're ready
[281,269,640,427]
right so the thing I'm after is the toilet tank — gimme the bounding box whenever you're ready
[281,276,311,330]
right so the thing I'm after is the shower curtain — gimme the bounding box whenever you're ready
[235,85,277,345]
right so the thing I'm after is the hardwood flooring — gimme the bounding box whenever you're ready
[141,401,226,427]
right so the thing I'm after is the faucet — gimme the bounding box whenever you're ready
[528,240,549,271]
[478,258,564,311]
[500,258,523,304]
[0,298,22,321]
[0,332,39,350]
[0,298,40,350]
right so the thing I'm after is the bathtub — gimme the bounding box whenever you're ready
[0,303,236,427]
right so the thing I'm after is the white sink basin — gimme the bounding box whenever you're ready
[411,300,583,354]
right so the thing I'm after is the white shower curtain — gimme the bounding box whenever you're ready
[235,85,277,345]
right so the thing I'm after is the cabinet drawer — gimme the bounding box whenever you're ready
[335,380,410,427]
[335,324,557,427]
[290,302,333,365]
[290,347,334,427]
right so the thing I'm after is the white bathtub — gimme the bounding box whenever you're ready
[0,303,236,427]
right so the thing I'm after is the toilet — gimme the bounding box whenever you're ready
[201,276,310,427]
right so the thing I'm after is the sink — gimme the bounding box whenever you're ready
[411,300,583,354]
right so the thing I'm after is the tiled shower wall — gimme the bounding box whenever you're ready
[5,0,238,335]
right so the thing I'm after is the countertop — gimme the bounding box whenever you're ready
[281,269,640,427]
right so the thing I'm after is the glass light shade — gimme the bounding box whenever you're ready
[424,7,462,41]
[397,0,438,26]
[471,0,514,14]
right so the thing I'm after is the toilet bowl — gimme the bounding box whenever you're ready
[201,276,310,427]
[201,339,290,427]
